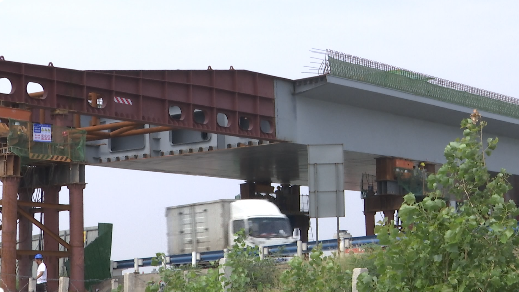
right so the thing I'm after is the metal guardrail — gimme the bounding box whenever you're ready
[113,235,379,270]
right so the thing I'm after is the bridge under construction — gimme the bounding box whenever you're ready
[2,49,519,292]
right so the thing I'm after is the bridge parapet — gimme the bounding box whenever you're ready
[319,49,519,119]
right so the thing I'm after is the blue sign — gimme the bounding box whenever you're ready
[33,123,52,142]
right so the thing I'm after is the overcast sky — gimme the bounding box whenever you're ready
[1,0,519,262]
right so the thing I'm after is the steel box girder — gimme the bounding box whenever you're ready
[0,60,277,140]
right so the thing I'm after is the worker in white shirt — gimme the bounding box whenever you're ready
[34,254,47,292]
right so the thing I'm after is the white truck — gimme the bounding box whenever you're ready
[165,199,296,255]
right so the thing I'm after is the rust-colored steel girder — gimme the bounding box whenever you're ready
[0,249,70,258]
[15,250,70,257]
[0,106,32,121]
[0,60,278,140]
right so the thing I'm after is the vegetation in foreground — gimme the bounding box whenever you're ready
[358,111,519,292]
[146,230,377,292]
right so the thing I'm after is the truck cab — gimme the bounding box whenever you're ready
[229,199,295,247]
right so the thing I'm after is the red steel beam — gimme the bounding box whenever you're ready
[15,250,70,257]
[0,250,70,258]
[0,106,32,121]
[0,60,278,140]
[0,199,71,211]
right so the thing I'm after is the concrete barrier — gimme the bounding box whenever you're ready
[58,277,69,292]
[352,268,368,292]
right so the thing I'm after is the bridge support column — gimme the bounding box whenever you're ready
[364,211,375,236]
[364,193,404,236]
[69,183,86,292]
[287,214,310,243]
[18,187,34,292]
[0,154,21,292]
[43,186,61,292]
[383,210,395,224]
[51,110,68,142]
[1,177,21,292]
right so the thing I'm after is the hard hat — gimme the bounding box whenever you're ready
[34,254,43,259]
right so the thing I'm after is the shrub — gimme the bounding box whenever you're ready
[358,112,519,292]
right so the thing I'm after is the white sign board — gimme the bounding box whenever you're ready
[33,123,52,142]
[308,144,345,218]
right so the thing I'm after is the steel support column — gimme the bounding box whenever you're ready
[43,186,61,292]
[68,183,86,292]
[1,176,21,292]
[383,210,395,224]
[287,214,310,243]
[18,188,34,292]
[45,111,67,292]
[364,211,376,236]
[52,110,67,144]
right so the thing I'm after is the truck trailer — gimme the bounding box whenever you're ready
[165,199,296,255]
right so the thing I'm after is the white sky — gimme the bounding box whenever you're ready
[1,0,519,261]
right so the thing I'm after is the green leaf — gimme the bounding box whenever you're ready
[403,193,416,205]
[445,230,455,243]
